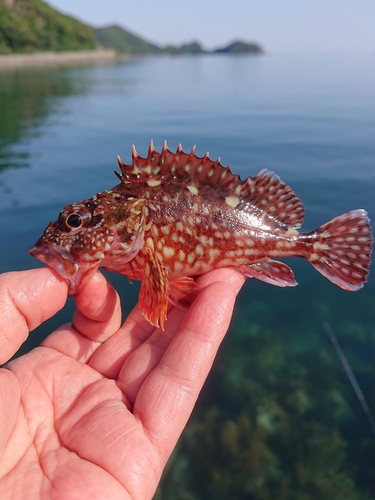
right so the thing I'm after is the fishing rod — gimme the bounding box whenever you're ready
[323,322,375,438]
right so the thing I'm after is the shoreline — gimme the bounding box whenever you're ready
[0,49,119,68]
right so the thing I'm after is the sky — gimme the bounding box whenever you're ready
[47,0,375,53]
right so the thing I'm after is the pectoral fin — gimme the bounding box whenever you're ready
[138,246,170,329]
[169,276,198,310]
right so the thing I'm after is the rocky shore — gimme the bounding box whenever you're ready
[0,49,117,68]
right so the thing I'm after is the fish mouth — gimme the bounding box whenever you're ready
[28,243,97,295]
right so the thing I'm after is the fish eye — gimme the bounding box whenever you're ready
[66,213,84,228]
[58,205,92,233]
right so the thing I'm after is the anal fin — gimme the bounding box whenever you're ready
[236,259,298,287]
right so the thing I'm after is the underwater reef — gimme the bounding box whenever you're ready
[154,279,375,500]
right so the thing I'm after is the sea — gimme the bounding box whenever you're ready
[1,53,375,499]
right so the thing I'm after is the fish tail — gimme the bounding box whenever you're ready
[308,209,372,291]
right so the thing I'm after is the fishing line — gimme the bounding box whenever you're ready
[323,322,375,438]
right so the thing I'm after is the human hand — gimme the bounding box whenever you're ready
[0,266,245,499]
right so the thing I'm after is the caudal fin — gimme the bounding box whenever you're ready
[309,209,372,291]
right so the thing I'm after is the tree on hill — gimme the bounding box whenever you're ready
[213,40,264,54]
[0,0,96,54]
[93,25,161,55]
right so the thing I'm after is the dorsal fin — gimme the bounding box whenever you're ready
[115,141,305,228]
[115,140,239,189]
[240,169,305,228]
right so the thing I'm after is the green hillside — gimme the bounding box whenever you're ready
[0,0,96,54]
[213,40,264,54]
[93,26,206,56]
[93,25,161,55]
[94,25,262,56]
[163,41,204,55]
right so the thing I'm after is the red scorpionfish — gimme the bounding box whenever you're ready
[29,141,373,329]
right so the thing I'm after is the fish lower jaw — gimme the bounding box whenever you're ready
[28,244,100,295]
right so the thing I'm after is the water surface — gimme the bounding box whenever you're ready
[1,53,375,499]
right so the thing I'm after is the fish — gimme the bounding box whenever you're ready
[29,141,373,329]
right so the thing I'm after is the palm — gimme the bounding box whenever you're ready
[0,267,244,500]
[8,349,158,500]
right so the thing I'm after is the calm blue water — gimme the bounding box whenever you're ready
[1,53,375,498]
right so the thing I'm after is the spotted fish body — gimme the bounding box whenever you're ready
[29,141,373,328]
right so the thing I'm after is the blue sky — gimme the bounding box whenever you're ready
[48,0,375,53]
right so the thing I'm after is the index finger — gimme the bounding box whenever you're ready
[0,268,68,364]
[134,269,245,461]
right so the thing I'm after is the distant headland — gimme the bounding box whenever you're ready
[93,25,264,56]
[0,0,264,65]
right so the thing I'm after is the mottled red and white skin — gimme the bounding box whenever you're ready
[29,141,373,328]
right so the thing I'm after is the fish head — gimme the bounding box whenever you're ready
[29,199,111,294]
[29,192,146,294]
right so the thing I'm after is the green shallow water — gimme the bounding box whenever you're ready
[1,53,375,499]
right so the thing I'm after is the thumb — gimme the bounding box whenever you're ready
[0,268,68,364]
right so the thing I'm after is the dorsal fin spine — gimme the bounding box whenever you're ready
[132,145,138,161]
[114,170,123,182]
[113,143,305,228]
[159,141,168,164]
[173,146,181,171]
[188,146,196,162]
[117,155,123,168]
[148,140,156,156]
[117,155,128,178]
